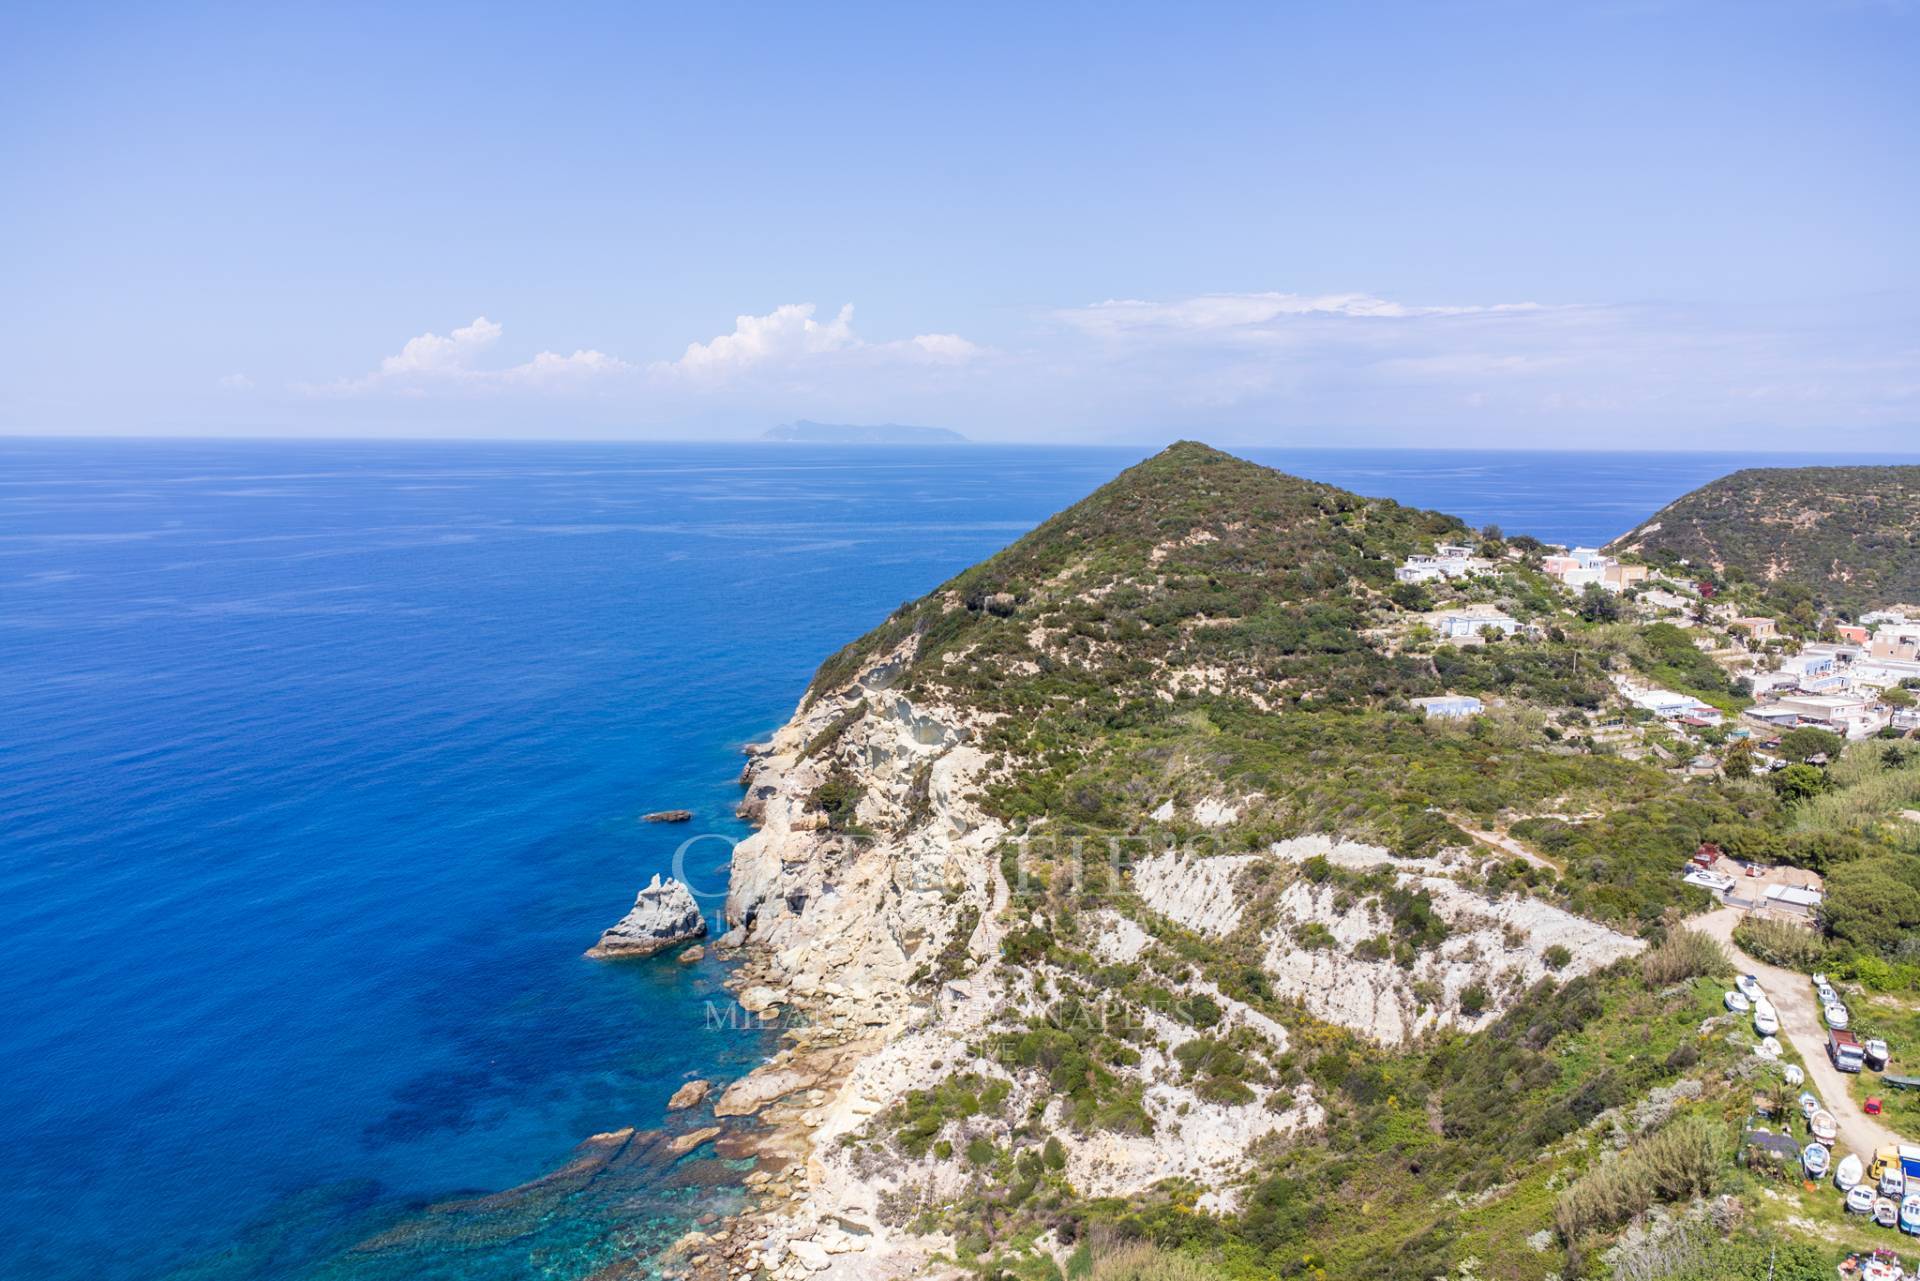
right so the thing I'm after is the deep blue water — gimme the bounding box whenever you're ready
[0,440,1907,1281]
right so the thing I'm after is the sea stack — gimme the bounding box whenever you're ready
[586,874,708,959]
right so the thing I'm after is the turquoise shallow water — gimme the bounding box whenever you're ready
[0,440,1902,1280]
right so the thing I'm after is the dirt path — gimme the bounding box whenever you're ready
[1689,905,1902,1159]
[1449,817,1560,872]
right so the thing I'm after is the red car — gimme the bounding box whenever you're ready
[1865,1097,1883,1116]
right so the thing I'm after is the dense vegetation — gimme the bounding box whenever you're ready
[1609,464,1920,613]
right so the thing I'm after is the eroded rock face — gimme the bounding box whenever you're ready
[1136,839,1645,1045]
[722,637,1004,1002]
[586,874,708,959]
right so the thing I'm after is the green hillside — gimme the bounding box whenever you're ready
[1609,464,1920,613]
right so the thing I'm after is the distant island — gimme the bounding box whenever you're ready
[761,420,968,445]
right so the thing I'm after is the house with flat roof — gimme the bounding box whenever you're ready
[1431,606,1522,641]
[1412,694,1484,719]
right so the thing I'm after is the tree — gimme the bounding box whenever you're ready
[1823,855,1920,958]
[1578,582,1621,623]
[1777,726,1843,763]
[1882,685,1915,708]
[1389,581,1432,612]
[1770,763,1829,803]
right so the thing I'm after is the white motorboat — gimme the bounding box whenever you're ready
[1804,1141,1831,1179]
[1755,1007,1780,1036]
[1756,1036,1783,1060]
[1850,1184,1881,1214]
[1862,1249,1905,1281]
[1738,973,1764,1000]
[1827,1002,1852,1030]
[1838,1152,1867,1191]
[1817,982,1839,1006]
[1813,971,1829,987]
[1724,990,1750,1013]
[1784,1063,1806,1086]
[1877,1197,1901,1229]
[1867,1038,1892,1071]
[1812,1109,1839,1143]
[1904,1194,1920,1236]
[1799,1090,1821,1118]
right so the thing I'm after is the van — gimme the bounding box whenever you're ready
[1831,1029,1866,1073]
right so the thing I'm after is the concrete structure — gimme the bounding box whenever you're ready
[1432,606,1522,640]
[1621,685,1724,724]
[1395,550,1492,584]
[1734,616,1779,641]
[1412,694,1484,719]
[1766,692,1886,739]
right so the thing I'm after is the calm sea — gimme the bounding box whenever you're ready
[0,440,1901,1280]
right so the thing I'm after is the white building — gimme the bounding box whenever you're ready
[1395,550,1492,584]
[1432,606,1522,640]
[1413,694,1485,719]
[1620,684,1723,724]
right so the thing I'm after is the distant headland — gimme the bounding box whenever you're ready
[760,421,968,445]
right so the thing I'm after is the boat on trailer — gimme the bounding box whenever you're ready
[1861,1248,1906,1281]
[1877,1197,1901,1229]
[1903,1194,1920,1236]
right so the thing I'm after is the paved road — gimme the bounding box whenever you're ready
[1690,905,1902,1160]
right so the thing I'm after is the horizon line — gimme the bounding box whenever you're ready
[4,431,1920,459]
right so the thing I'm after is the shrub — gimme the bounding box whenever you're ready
[1458,983,1489,1016]
[1638,929,1729,985]
[1733,916,1826,970]
[1543,943,1573,971]
[1090,1244,1231,1281]
[1554,1114,1726,1242]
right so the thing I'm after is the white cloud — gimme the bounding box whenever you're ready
[306,317,630,395]
[216,372,254,391]
[661,303,859,377]
[655,303,987,380]
[1057,291,1545,339]
[893,332,986,364]
[378,316,503,376]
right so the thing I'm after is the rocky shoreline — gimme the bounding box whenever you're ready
[640,637,1007,1281]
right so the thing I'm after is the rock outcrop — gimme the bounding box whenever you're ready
[667,1079,711,1110]
[586,874,708,959]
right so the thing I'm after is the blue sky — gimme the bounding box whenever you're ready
[2,1,1915,446]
